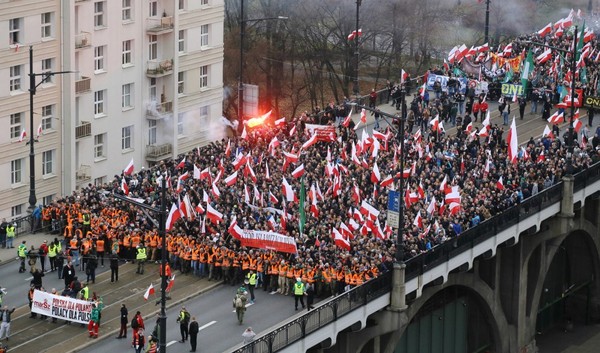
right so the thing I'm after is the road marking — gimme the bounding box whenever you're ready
[166,340,178,347]
[232,303,253,312]
[199,320,216,331]
[24,276,33,281]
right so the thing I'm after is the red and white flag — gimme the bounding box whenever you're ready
[536,48,552,65]
[573,118,583,133]
[123,158,135,175]
[400,69,409,84]
[211,182,221,199]
[426,196,437,215]
[342,110,352,127]
[292,164,305,178]
[333,228,350,250]
[301,133,318,150]
[537,23,553,37]
[166,204,182,230]
[228,216,244,240]
[497,176,505,190]
[274,117,286,127]
[507,117,518,164]
[18,129,26,142]
[225,139,231,157]
[121,178,129,195]
[547,111,563,125]
[206,203,223,224]
[224,171,238,186]
[413,211,423,228]
[166,274,176,292]
[176,157,186,169]
[370,161,381,184]
[282,177,295,202]
[380,175,394,188]
[36,123,43,139]
[347,28,362,41]
[241,125,247,139]
[354,109,367,130]
[143,283,155,300]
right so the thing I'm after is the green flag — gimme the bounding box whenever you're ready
[299,177,306,235]
[581,67,588,84]
[576,21,585,60]
[453,67,466,78]
[521,50,534,90]
[503,66,514,83]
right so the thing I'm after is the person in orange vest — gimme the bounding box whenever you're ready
[95,235,106,267]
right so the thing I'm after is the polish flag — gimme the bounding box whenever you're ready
[380,175,394,188]
[143,283,155,300]
[176,157,186,169]
[166,274,176,292]
[400,69,409,84]
[206,203,223,224]
[18,129,27,142]
[203,190,211,204]
[244,163,257,183]
[176,172,190,193]
[228,216,244,240]
[241,125,247,139]
[269,191,278,204]
[195,203,205,215]
[121,178,129,195]
[225,139,231,157]
[370,161,381,184]
[547,111,563,125]
[429,115,440,132]
[267,215,277,230]
[283,151,299,164]
[464,122,473,133]
[193,165,201,179]
[211,182,221,199]
[426,196,437,215]
[347,28,362,41]
[301,133,318,150]
[497,176,505,190]
[359,200,380,220]
[413,211,423,228]
[536,48,552,65]
[354,109,367,130]
[333,228,350,251]
[36,123,43,139]
[573,118,583,133]
[445,190,462,205]
[123,158,135,175]
[244,184,250,203]
[224,171,238,186]
[537,150,546,163]
[165,204,182,230]
[520,147,530,161]
[253,185,262,205]
[342,110,352,127]
[292,164,305,178]
[537,23,553,37]
[268,136,280,155]
[310,197,319,218]
[289,124,296,137]
[282,177,295,202]
[340,222,353,240]
[274,117,286,127]
[199,167,211,180]
[507,117,518,164]
[542,125,555,140]
[449,202,461,216]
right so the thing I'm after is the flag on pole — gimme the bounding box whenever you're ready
[143,283,155,300]
[36,124,43,139]
[18,129,27,142]
[507,117,519,164]
[123,158,135,175]
[521,50,534,92]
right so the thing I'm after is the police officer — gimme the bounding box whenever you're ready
[293,277,305,311]
[136,242,147,275]
[245,270,257,304]
[18,240,28,273]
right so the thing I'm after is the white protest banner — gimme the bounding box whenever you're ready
[304,124,336,142]
[31,290,93,324]
[240,229,298,254]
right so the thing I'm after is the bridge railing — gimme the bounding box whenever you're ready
[231,271,392,353]
[232,161,600,353]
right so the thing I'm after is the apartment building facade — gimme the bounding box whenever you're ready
[0,0,224,219]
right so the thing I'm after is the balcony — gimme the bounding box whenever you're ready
[146,59,173,78]
[146,100,173,119]
[76,165,91,182]
[75,32,91,49]
[75,121,91,139]
[75,77,91,94]
[146,16,174,35]
[146,143,173,162]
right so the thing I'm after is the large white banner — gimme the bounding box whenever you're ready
[31,290,93,324]
[240,229,298,254]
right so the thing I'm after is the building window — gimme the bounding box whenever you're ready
[122,0,132,21]
[177,113,184,135]
[9,65,22,92]
[149,0,157,17]
[94,1,106,28]
[94,176,107,187]
[178,30,185,53]
[200,0,209,5]
[200,105,209,119]
[178,0,186,10]
[94,133,106,158]
[148,35,157,60]
[122,125,133,150]
[11,159,22,184]
[42,58,54,83]
[43,194,54,206]
[9,18,22,44]
[94,90,105,116]
[199,65,208,88]
[41,12,53,39]
[11,204,23,218]
[149,78,157,101]
[200,24,209,47]
[122,83,133,109]
[42,150,55,175]
[10,113,22,139]
[122,40,132,65]
[148,119,157,145]
[177,71,184,94]
[94,46,105,72]
[42,105,54,131]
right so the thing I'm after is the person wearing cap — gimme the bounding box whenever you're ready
[233,287,247,325]
[293,277,306,311]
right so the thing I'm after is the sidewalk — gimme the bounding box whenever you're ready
[0,230,54,265]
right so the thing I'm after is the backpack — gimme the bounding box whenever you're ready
[234,295,244,309]
[131,317,139,329]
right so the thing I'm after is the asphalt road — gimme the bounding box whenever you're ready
[77,283,309,353]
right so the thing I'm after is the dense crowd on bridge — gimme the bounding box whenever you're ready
[34,11,600,304]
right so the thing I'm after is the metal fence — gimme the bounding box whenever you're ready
[231,161,600,353]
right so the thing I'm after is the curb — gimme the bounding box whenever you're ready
[71,280,223,353]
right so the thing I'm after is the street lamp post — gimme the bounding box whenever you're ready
[113,178,167,352]
[238,0,287,123]
[484,0,491,44]
[353,0,362,95]
[27,46,76,211]
[522,27,578,174]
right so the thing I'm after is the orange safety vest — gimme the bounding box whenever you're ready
[269,264,279,276]
[123,235,131,247]
[149,235,158,247]
[96,240,105,252]
[279,264,288,277]
[248,258,257,271]
[70,238,78,250]
[75,228,83,239]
